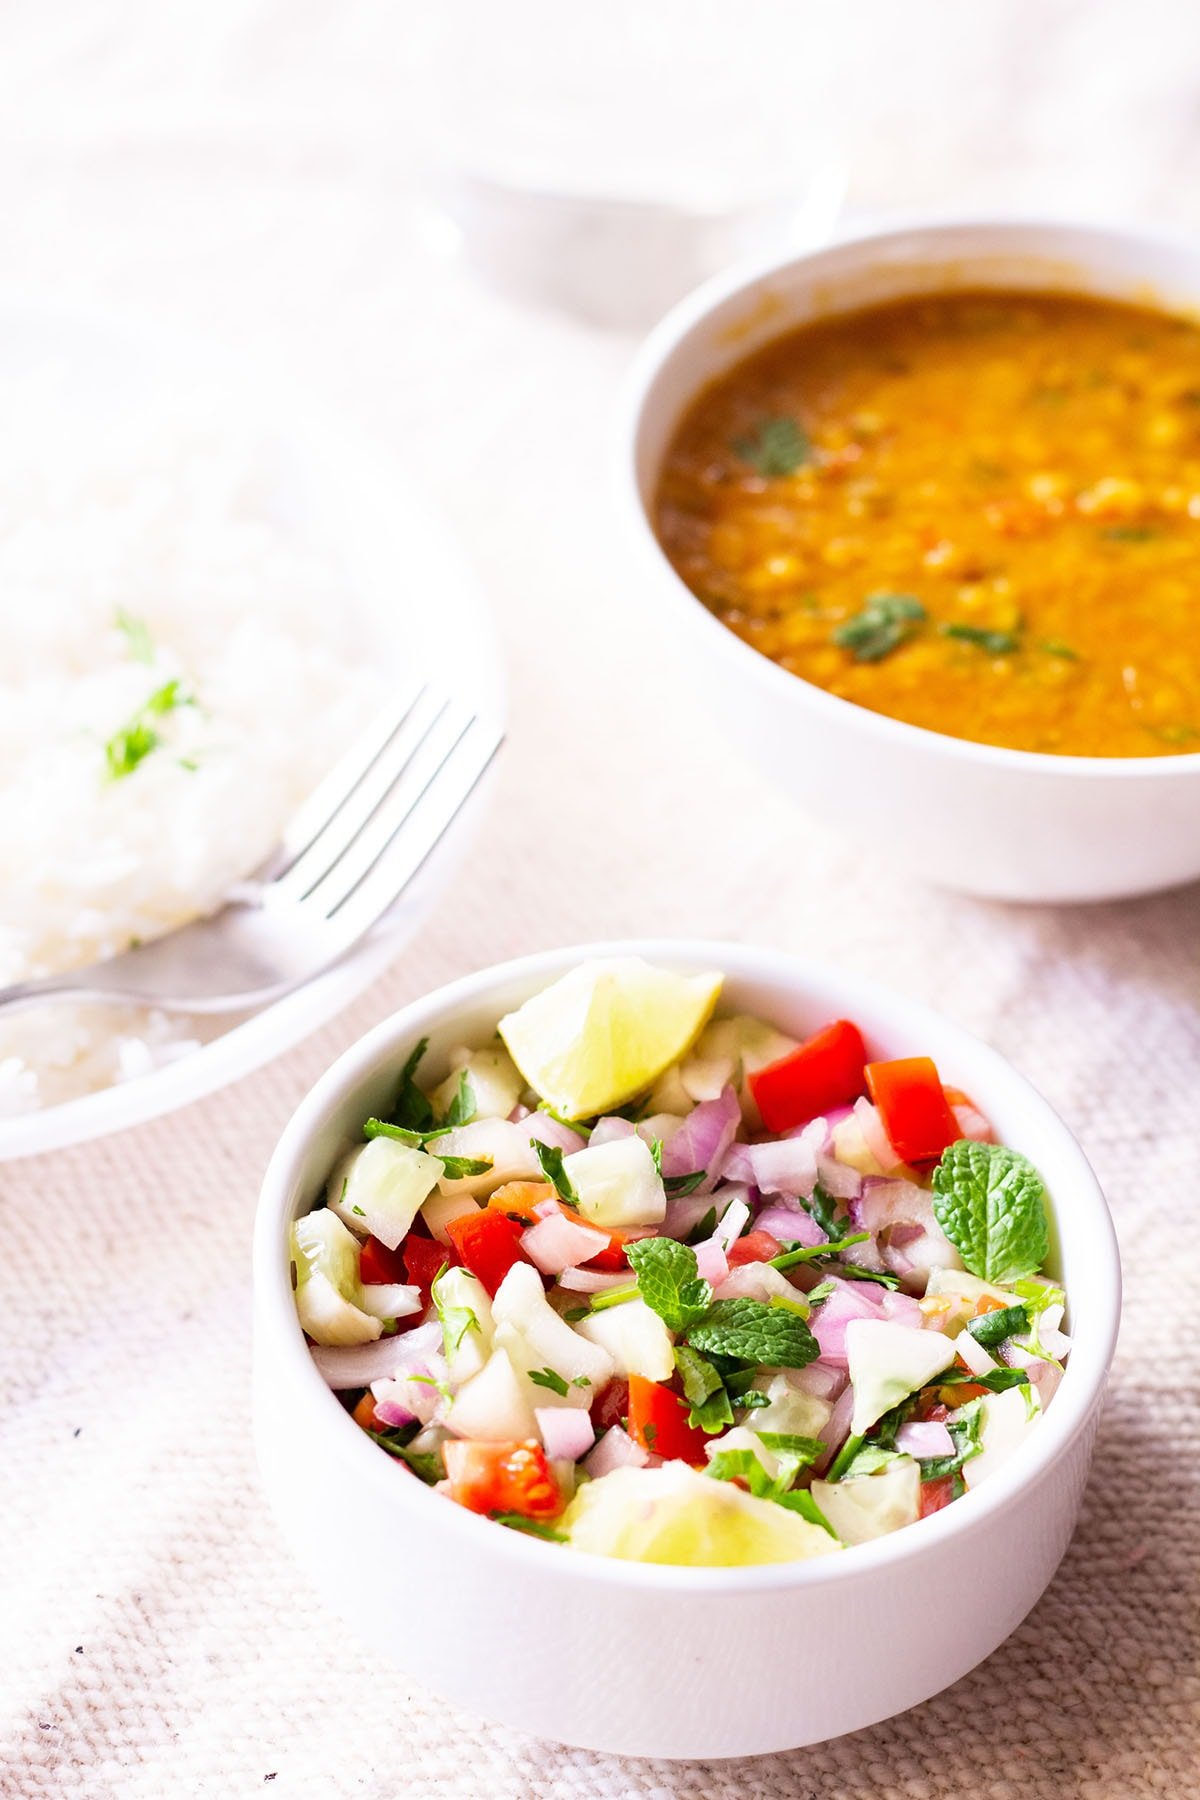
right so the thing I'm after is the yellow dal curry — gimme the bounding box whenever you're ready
[655,291,1200,756]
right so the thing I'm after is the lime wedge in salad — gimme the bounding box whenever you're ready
[499,958,722,1120]
[561,1463,838,1567]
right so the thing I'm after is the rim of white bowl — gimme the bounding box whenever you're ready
[0,290,504,1160]
[617,213,1200,781]
[255,937,1122,1593]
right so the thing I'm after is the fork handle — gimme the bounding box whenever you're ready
[0,974,99,1014]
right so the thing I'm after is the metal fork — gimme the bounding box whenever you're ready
[0,687,502,1015]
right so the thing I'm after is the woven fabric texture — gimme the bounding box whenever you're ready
[2,3,1200,1793]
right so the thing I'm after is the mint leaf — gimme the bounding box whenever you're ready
[363,1116,489,1180]
[686,1298,818,1370]
[776,1489,838,1536]
[626,1237,712,1333]
[365,1425,443,1484]
[528,1367,569,1397]
[532,1141,580,1210]
[733,415,811,477]
[756,1431,824,1467]
[706,1447,778,1497]
[966,1303,1029,1348]
[837,1441,908,1479]
[939,1365,1030,1394]
[685,1205,718,1243]
[674,1345,733,1434]
[931,1140,1049,1284]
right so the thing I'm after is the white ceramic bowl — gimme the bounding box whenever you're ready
[253,938,1120,1758]
[620,219,1200,903]
[0,295,503,1159]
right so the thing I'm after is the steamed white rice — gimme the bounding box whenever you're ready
[0,388,377,1115]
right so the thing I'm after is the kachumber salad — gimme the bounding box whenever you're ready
[292,960,1071,1565]
[656,289,1200,757]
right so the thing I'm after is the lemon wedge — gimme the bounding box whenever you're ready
[499,958,722,1120]
[561,1463,838,1567]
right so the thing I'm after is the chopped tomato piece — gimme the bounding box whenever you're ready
[401,1231,453,1294]
[351,1391,382,1431]
[359,1235,409,1287]
[919,1476,955,1518]
[626,1375,711,1463]
[591,1376,630,1435]
[487,1180,560,1223]
[585,1227,657,1272]
[865,1055,960,1165]
[727,1229,783,1268]
[443,1438,563,1520]
[974,1293,1007,1317]
[445,1209,530,1297]
[749,1019,868,1132]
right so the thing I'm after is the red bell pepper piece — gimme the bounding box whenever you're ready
[590,1376,631,1435]
[359,1235,410,1287]
[749,1020,868,1133]
[918,1475,955,1518]
[626,1375,711,1463]
[865,1056,960,1165]
[401,1231,454,1294]
[726,1229,783,1268]
[445,1209,530,1297]
[443,1438,563,1520]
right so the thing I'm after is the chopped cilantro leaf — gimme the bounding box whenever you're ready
[665,1170,707,1198]
[939,622,1021,655]
[437,1154,493,1180]
[733,415,811,477]
[531,1140,580,1209]
[966,1303,1029,1348]
[833,594,926,663]
[528,1367,570,1397]
[768,1230,869,1272]
[442,1070,476,1129]
[104,678,193,780]
[391,1039,435,1134]
[685,1205,718,1242]
[115,608,155,664]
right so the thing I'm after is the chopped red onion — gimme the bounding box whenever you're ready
[815,1384,856,1470]
[896,1420,955,1460]
[525,1111,588,1155]
[508,1103,531,1123]
[756,1203,825,1247]
[661,1084,741,1187]
[557,1266,633,1293]
[856,1177,936,1234]
[536,1407,595,1462]
[662,1191,721,1240]
[521,1210,610,1275]
[584,1424,649,1478]
[738,1135,818,1198]
[311,1336,423,1390]
[692,1237,730,1286]
[714,1191,751,1246]
[952,1101,993,1143]
[588,1116,636,1148]
[854,1097,905,1173]
[792,1362,847,1401]
[817,1156,861,1201]
[811,1280,888,1366]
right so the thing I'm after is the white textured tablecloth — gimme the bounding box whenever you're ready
[2,4,1199,1794]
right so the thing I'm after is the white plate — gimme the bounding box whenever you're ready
[0,297,504,1159]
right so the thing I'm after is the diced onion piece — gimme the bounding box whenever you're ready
[583,1425,649,1479]
[535,1406,595,1462]
[895,1419,955,1460]
[520,1211,610,1275]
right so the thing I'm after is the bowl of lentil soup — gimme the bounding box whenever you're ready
[622,220,1200,901]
